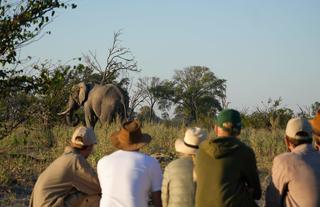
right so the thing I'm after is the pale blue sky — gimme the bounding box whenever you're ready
[20,0,320,112]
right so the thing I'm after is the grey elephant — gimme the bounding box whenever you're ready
[58,82,128,128]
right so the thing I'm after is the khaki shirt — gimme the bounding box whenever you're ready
[265,144,320,207]
[29,146,101,207]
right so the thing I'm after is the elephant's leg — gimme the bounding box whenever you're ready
[100,104,114,125]
[84,105,97,128]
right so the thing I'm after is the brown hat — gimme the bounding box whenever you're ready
[110,120,152,151]
[309,110,320,136]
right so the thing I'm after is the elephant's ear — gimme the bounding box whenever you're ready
[78,82,88,105]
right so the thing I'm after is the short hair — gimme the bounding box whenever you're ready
[71,143,92,150]
[216,125,241,137]
[286,131,312,147]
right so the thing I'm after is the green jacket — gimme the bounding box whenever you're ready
[195,137,261,207]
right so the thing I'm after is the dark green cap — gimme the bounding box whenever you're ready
[215,109,242,133]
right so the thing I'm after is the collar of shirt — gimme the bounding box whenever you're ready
[64,146,81,154]
[292,143,314,154]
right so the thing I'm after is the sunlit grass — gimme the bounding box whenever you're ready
[0,122,286,206]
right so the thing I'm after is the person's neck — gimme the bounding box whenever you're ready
[178,153,193,158]
[121,149,140,152]
[217,132,233,138]
[215,125,233,138]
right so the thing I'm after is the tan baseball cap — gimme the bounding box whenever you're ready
[285,117,312,140]
[71,126,97,148]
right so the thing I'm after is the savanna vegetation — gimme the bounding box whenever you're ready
[1,1,319,206]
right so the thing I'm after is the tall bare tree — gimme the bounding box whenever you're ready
[83,30,139,85]
[126,80,146,118]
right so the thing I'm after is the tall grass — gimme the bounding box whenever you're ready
[0,122,285,206]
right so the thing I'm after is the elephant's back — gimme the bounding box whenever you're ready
[89,84,121,104]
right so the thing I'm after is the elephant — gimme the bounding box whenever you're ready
[58,82,128,128]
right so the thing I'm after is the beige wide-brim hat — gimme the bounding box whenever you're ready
[175,127,207,155]
[309,110,320,136]
[111,120,152,151]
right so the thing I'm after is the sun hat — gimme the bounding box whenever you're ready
[71,126,97,148]
[175,127,207,155]
[110,119,151,151]
[309,110,320,136]
[286,117,312,140]
[215,109,242,133]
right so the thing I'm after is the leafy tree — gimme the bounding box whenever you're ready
[297,101,320,118]
[136,76,162,122]
[32,63,98,125]
[242,97,294,129]
[311,102,320,116]
[0,62,97,140]
[136,105,160,122]
[156,66,226,122]
[0,90,37,139]
[0,0,76,66]
[0,0,76,139]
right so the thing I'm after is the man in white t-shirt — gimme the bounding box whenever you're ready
[97,120,163,207]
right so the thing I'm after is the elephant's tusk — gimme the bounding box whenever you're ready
[58,109,70,115]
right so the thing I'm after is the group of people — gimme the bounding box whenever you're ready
[29,108,320,207]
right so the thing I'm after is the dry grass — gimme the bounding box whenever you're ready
[0,122,285,206]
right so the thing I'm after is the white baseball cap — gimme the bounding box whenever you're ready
[71,127,97,148]
[285,117,312,140]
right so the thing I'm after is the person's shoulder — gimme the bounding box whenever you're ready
[97,151,119,164]
[144,153,160,163]
[200,138,211,147]
[198,137,214,151]
[139,154,161,170]
[166,157,192,170]
[167,157,184,166]
[61,148,82,164]
[234,139,258,160]
[237,139,254,152]
[97,155,109,164]
[273,152,297,165]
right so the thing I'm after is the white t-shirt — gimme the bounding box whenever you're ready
[97,150,163,207]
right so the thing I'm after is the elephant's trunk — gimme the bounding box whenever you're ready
[66,112,79,127]
[58,96,80,126]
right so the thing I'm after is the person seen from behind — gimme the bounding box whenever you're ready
[29,126,101,207]
[195,109,261,207]
[162,127,207,207]
[97,119,163,207]
[265,117,320,207]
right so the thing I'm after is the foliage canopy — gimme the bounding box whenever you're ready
[155,66,226,123]
[0,0,76,66]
